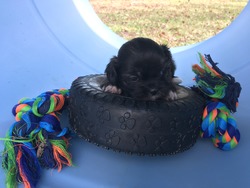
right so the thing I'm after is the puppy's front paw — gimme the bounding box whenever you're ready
[172,77,182,85]
[103,85,122,94]
[166,90,178,101]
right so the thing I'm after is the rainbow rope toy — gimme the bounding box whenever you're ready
[192,53,242,150]
[1,89,73,188]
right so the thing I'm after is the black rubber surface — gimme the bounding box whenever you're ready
[69,74,205,155]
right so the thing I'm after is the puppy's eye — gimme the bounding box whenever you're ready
[129,75,139,82]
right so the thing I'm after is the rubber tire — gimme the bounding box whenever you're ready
[69,74,205,155]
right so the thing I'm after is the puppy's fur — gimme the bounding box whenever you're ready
[103,37,178,101]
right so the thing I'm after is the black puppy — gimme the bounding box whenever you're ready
[103,37,180,101]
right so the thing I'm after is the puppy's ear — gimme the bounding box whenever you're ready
[105,56,119,86]
[160,44,176,78]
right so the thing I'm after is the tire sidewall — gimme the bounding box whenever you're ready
[69,74,205,155]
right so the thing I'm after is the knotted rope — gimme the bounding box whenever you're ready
[201,101,240,150]
[193,53,242,150]
[1,89,72,188]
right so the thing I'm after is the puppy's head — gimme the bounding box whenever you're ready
[105,37,176,100]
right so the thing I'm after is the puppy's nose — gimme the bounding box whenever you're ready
[150,89,158,95]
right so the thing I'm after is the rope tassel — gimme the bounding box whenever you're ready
[16,143,41,188]
[192,53,241,113]
[1,89,72,188]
